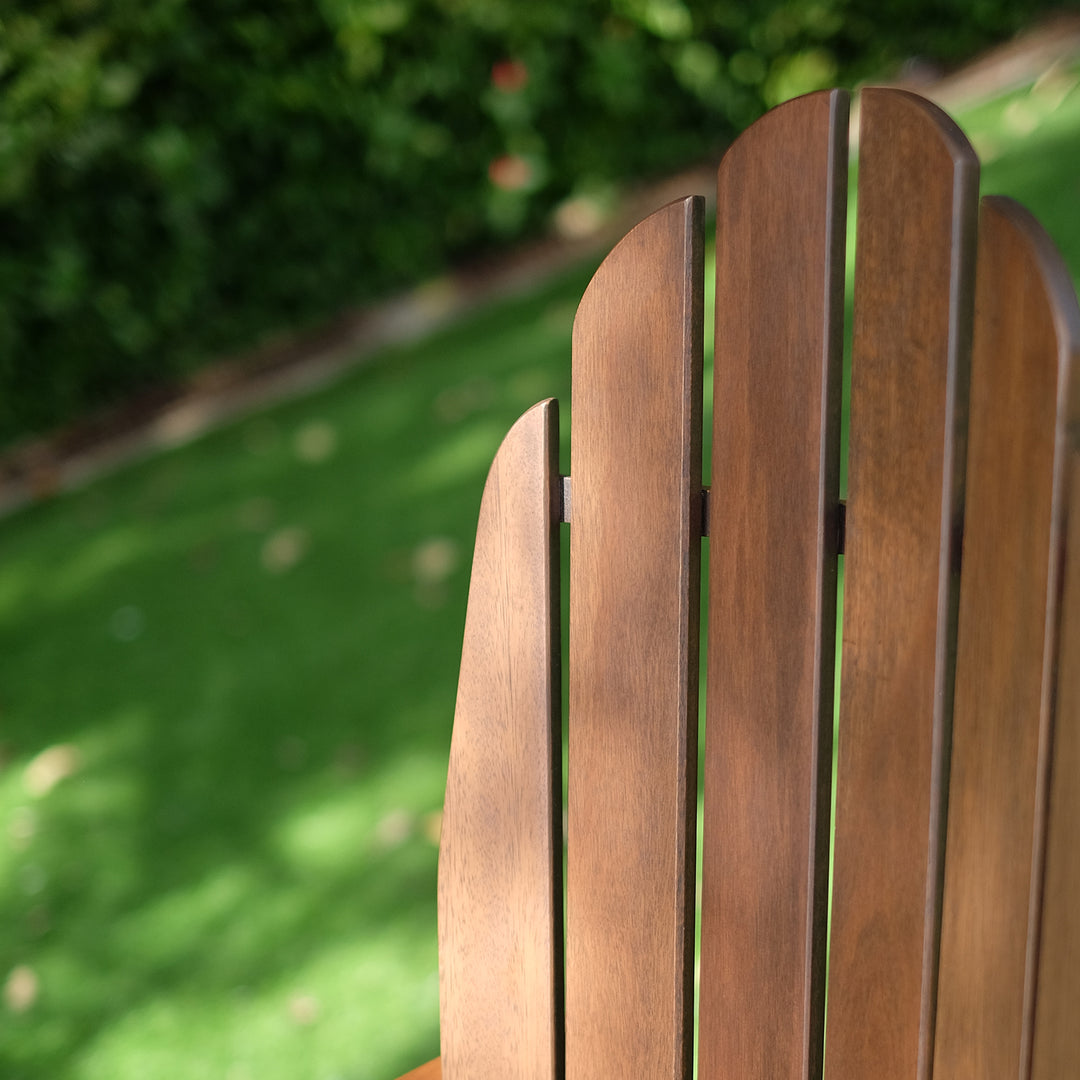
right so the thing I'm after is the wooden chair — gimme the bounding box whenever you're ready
[397,87,1080,1080]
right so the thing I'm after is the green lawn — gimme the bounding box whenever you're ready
[2,71,1078,1079]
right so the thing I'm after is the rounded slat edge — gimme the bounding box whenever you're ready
[572,194,702,354]
[718,87,849,179]
[438,398,563,1080]
[826,84,979,1080]
[700,87,847,1080]
[859,86,980,171]
[979,196,1080,400]
[567,192,703,1080]
[972,198,1080,1080]
[933,192,1077,1080]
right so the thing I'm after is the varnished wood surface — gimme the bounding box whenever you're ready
[1028,221,1080,1080]
[438,400,563,1080]
[934,198,1079,1078]
[1031,454,1080,1079]
[395,1057,442,1080]
[566,196,703,1080]
[698,89,846,1080]
[825,89,978,1080]
[424,88,1080,1080]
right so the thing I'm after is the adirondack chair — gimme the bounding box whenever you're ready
[395,87,1080,1080]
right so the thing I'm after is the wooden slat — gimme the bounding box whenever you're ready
[698,89,847,1080]
[824,88,978,1080]
[566,196,703,1080]
[437,399,562,1080]
[1031,453,1080,1079]
[935,198,1080,1078]
[1028,219,1080,1080]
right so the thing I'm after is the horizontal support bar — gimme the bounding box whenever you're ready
[558,477,846,554]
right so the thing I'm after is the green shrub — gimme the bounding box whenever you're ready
[0,0,1051,442]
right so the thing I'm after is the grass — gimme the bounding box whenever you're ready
[2,69,1079,1079]
[0,270,585,1079]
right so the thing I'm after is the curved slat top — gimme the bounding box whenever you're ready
[934,196,1080,1080]
[699,88,846,1080]
[438,399,562,1080]
[825,88,978,1080]
[566,195,703,1080]
[989,196,1075,1080]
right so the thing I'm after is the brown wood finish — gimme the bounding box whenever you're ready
[437,399,563,1080]
[934,198,1080,1078]
[565,196,703,1080]
[824,89,978,1080]
[698,89,846,1080]
[396,1058,442,1080]
[1027,220,1080,1080]
[1030,452,1080,1078]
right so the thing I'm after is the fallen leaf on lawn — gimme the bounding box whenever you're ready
[25,745,81,797]
[4,966,38,1013]
[287,992,320,1025]
[294,420,338,464]
[261,527,309,573]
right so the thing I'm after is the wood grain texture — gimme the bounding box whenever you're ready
[825,88,978,1080]
[1030,455,1080,1080]
[1027,217,1080,1080]
[395,1058,442,1080]
[698,89,846,1080]
[566,196,703,1080]
[934,198,1080,1079]
[438,399,563,1080]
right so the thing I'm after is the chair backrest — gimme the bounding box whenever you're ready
[432,87,1080,1080]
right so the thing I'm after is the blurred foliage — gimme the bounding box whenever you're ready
[0,0,1056,441]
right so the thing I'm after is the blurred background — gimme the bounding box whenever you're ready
[1,2,1079,1077]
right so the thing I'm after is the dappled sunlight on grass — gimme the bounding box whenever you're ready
[43,528,152,608]
[0,266,586,1078]
[406,419,517,496]
[965,66,1080,280]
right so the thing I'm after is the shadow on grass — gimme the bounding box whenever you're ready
[0,267,585,1080]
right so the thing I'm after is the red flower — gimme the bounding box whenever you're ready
[487,154,533,191]
[491,58,528,93]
